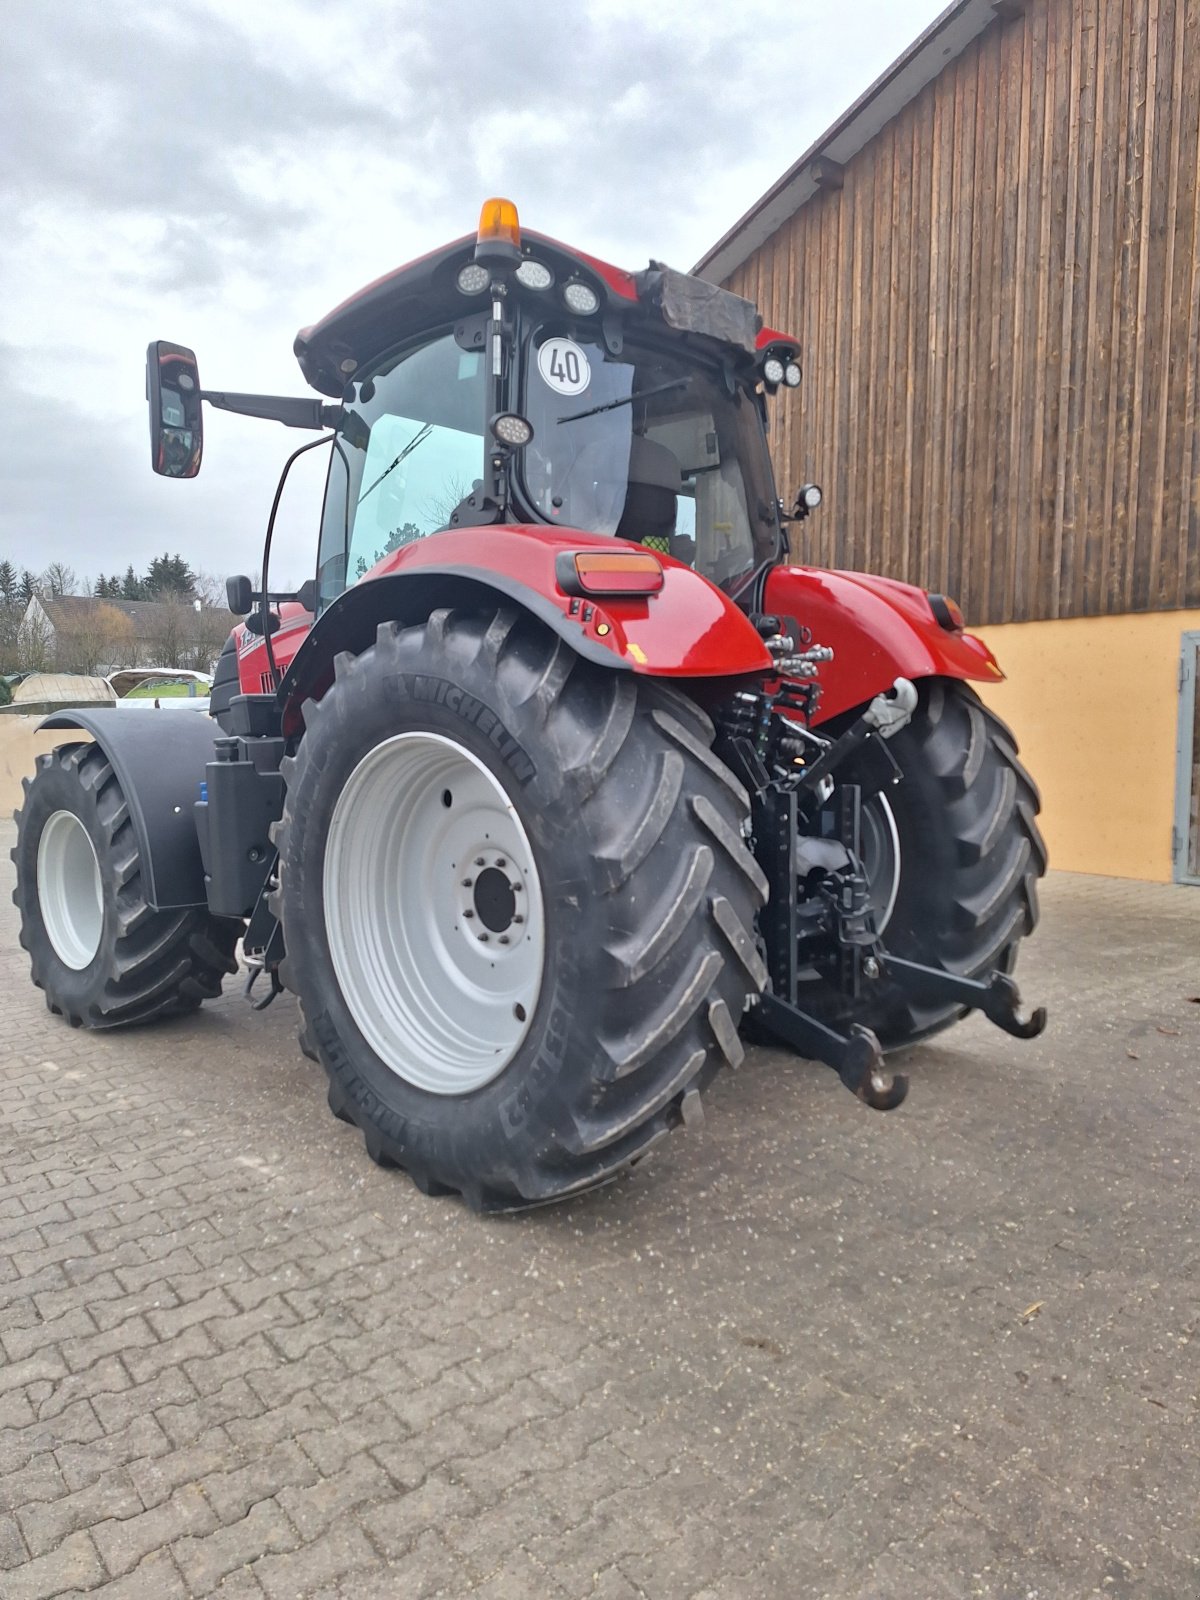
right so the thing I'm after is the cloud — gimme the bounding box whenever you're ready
[0,0,942,580]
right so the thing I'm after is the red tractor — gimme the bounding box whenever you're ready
[13,199,1045,1210]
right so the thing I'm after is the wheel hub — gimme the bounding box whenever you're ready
[465,862,520,936]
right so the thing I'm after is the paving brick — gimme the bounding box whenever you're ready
[147,1284,239,1341]
[248,1523,380,1599]
[0,1511,28,1569]
[16,1467,143,1559]
[172,1497,299,1597]
[128,1428,238,1510]
[61,1547,191,1599]
[56,1410,170,1492]
[273,1451,391,1541]
[197,1439,317,1523]
[1,1303,97,1363]
[91,1484,216,1578]
[0,1350,67,1398]
[0,1530,104,1599]
[359,1471,482,1558]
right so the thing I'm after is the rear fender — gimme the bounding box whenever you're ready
[278,525,772,732]
[40,709,218,909]
[764,566,1005,725]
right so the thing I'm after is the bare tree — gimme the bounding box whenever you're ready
[189,603,234,671]
[42,562,78,599]
[145,596,187,669]
[56,602,136,676]
[17,605,53,673]
[192,571,228,610]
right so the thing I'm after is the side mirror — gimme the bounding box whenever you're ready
[226,574,253,615]
[147,341,203,478]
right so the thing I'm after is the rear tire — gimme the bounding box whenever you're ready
[275,608,767,1211]
[12,743,241,1027]
[796,678,1046,1048]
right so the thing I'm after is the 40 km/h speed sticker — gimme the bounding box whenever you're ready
[537,337,590,396]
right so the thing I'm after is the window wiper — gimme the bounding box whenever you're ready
[557,376,691,425]
[357,422,434,504]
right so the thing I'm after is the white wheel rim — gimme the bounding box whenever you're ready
[37,809,104,970]
[861,792,902,935]
[323,732,545,1096]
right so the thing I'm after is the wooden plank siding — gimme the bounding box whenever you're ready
[723,0,1200,626]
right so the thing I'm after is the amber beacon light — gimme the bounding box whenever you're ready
[475,198,522,261]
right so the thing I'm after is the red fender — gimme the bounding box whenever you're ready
[369,526,771,677]
[239,528,773,700]
[764,565,1004,725]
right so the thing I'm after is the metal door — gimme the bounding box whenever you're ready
[1173,632,1200,885]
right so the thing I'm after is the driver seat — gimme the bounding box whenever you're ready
[616,435,681,552]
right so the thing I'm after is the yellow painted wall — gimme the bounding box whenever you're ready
[0,718,93,817]
[975,610,1200,882]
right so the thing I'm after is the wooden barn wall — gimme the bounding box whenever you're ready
[726,0,1200,625]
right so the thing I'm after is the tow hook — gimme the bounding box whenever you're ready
[243,961,284,1011]
[880,956,1048,1040]
[754,993,909,1111]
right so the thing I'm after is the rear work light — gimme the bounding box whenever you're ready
[556,549,665,597]
[928,593,965,631]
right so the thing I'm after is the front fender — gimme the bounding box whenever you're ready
[280,525,771,729]
[40,709,217,909]
[764,566,1004,724]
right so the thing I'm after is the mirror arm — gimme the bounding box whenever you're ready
[199,391,343,431]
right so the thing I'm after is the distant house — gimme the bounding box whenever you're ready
[20,595,236,676]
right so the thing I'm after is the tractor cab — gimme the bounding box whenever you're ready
[298,199,800,612]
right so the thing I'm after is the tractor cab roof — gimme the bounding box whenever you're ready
[294,212,798,399]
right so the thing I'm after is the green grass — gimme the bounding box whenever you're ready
[124,681,197,698]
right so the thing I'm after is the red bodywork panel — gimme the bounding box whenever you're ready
[365,527,771,677]
[234,602,312,693]
[236,526,772,699]
[765,565,1004,725]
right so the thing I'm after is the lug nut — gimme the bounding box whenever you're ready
[478,932,489,942]
[495,856,507,868]
[461,878,473,888]
[498,935,510,945]
[512,914,524,925]
[463,909,475,919]
[474,857,485,867]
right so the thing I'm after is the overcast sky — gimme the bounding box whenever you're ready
[0,0,941,591]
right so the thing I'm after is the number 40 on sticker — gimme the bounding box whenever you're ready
[537,337,590,397]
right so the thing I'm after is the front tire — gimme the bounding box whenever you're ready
[276,608,767,1211]
[12,743,241,1027]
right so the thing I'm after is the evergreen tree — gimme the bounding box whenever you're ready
[93,574,108,598]
[0,559,17,605]
[18,570,38,606]
[144,552,196,598]
[121,565,144,601]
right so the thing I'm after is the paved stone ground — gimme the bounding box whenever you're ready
[1,819,1197,1599]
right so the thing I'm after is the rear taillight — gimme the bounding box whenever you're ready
[928,593,965,632]
[556,550,665,597]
